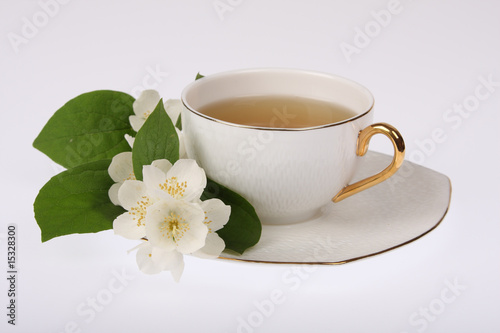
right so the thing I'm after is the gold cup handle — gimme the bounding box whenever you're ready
[332,123,405,202]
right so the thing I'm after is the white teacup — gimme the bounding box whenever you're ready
[181,69,405,225]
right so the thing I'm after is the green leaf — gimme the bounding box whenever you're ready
[195,72,204,80]
[175,112,182,131]
[132,99,179,180]
[34,159,125,242]
[33,90,135,169]
[202,178,261,254]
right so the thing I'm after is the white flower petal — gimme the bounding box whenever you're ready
[124,134,135,148]
[144,160,206,201]
[145,200,207,254]
[151,159,173,174]
[164,99,183,124]
[165,159,207,202]
[169,258,185,283]
[151,246,184,271]
[136,242,163,275]
[129,115,145,132]
[201,199,231,232]
[175,216,207,254]
[136,243,185,281]
[117,180,150,211]
[133,90,161,118]
[144,201,176,251]
[113,211,146,240]
[108,152,134,183]
[142,164,170,198]
[192,232,225,259]
[108,183,122,206]
[176,128,187,159]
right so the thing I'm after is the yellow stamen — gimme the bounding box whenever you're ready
[203,212,213,233]
[129,196,152,227]
[159,177,188,199]
[160,211,189,242]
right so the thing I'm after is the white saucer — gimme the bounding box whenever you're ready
[220,151,451,264]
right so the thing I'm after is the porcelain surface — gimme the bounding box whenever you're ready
[182,69,382,224]
[219,151,451,264]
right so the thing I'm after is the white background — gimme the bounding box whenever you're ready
[1,0,499,332]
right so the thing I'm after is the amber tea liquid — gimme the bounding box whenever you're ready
[198,95,357,128]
